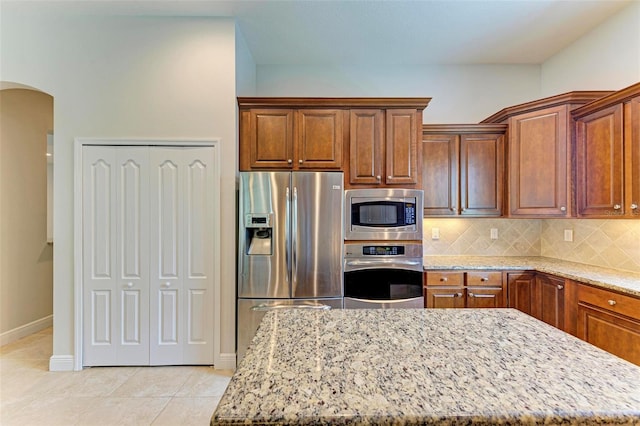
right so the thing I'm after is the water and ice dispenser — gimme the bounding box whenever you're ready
[244,214,272,255]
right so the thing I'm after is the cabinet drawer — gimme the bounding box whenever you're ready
[426,271,464,286]
[577,284,640,320]
[466,271,502,287]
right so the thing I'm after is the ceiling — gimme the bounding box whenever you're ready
[3,0,633,65]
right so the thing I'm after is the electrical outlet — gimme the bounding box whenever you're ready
[431,228,440,240]
[564,229,573,242]
[490,228,498,240]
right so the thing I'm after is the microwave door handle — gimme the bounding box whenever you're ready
[292,186,298,292]
[285,186,291,289]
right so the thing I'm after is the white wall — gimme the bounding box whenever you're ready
[235,25,257,97]
[257,64,541,123]
[1,10,239,369]
[541,1,640,94]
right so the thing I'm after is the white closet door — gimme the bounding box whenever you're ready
[149,147,215,365]
[83,146,149,366]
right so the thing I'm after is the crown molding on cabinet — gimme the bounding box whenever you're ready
[238,97,431,110]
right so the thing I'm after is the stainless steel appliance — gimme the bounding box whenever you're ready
[344,242,424,308]
[345,188,423,240]
[237,171,344,361]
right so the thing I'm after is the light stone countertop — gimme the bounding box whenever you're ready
[424,256,640,297]
[212,309,640,425]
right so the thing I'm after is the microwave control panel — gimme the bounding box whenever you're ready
[362,245,405,256]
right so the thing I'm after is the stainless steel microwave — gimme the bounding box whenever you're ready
[345,189,423,240]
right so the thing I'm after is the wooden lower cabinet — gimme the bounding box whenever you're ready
[536,273,565,330]
[424,270,506,308]
[506,272,536,316]
[577,283,640,366]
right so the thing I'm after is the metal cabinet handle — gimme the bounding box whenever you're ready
[387,176,392,180]
[468,292,474,298]
[455,292,463,298]
[560,206,566,212]
[608,299,617,306]
[440,277,448,282]
[614,204,621,210]
[480,277,488,282]
[287,159,292,164]
[631,203,638,210]
[376,175,381,181]
[298,159,303,164]
[557,285,564,290]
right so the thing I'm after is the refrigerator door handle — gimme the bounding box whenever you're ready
[250,303,332,312]
[292,186,298,291]
[285,186,291,288]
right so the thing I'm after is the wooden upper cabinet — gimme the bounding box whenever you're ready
[508,106,569,216]
[422,125,505,217]
[385,109,419,185]
[296,109,344,169]
[572,83,640,218]
[348,108,423,187]
[245,109,294,169]
[349,109,384,185]
[482,91,612,218]
[238,98,431,175]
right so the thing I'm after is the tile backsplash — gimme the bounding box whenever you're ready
[422,219,542,256]
[541,219,640,273]
[423,218,640,273]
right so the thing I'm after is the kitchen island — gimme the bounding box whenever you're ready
[211,309,640,425]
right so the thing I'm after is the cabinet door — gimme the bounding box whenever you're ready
[83,146,150,367]
[149,147,215,365]
[247,109,294,169]
[425,287,465,308]
[386,109,418,185]
[467,287,504,308]
[507,273,536,316]
[296,109,343,169]
[509,106,569,216]
[422,134,458,216]
[349,109,384,185]
[576,104,624,217]
[577,294,640,367]
[460,134,503,216]
[537,274,565,330]
[628,97,640,216]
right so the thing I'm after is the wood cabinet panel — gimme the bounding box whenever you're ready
[425,271,464,286]
[296,109,343,169]
[508,106,569,216]
[385,109,419,185]
[628,96,640,216]
[507,272,536,317]
[425,287,465,308]
[466,271,502,287]
[349,109,384,185]
[247,109,294,169]
[576,104,624,217]
[536,274,565,330]
[577,302,640,366]
[422,134,458,216]
[460,134,503,216]
[466,287,504,309]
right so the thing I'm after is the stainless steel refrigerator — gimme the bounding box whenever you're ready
[237,171,344,361]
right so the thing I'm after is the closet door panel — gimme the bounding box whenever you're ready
[182,148,215,363]
[150,149,183,365]
[115,148,149,365]
[83,146,118,366]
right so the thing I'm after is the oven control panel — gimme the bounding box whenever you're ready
[362,246,405,256]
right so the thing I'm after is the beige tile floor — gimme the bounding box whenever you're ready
[0,328,233,425]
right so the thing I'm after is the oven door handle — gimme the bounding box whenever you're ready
[250,303,332,312]
[346,259,422,268]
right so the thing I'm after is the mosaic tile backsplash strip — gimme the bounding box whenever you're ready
[423,218,640,274]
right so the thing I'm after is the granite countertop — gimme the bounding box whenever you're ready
[212,309,640,426]
[424,256,640,297]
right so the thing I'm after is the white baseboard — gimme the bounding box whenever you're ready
[0,315,53,346]
[49,355,76,371]
[216,352,236,370]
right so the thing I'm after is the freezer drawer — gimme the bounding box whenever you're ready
[237,298,343,363]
